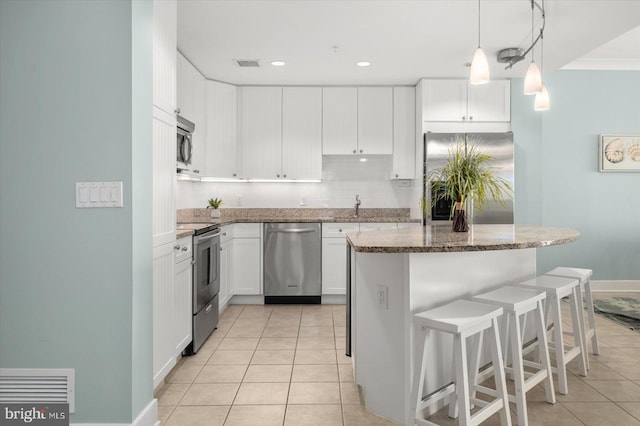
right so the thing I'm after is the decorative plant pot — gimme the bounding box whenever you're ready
[210,209,221,219]
[452,202,468,232]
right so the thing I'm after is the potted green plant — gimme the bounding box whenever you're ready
[425,141,512,232]
[206,197,223,218]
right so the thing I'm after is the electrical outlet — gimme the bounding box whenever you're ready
[376,285,388,309]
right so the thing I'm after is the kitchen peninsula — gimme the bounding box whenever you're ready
[346,224,579,426]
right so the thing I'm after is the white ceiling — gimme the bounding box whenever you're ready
[177,0,640,85]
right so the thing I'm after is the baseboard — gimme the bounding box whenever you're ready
[229,295,264,305]
[72,399,157,426]
[321,294,346,304]
[132,399,158,426]
[591,280,640,292]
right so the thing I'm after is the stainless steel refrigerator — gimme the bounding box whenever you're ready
[423,132,514,225]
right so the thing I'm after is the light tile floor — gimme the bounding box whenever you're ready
[156,293,640,425]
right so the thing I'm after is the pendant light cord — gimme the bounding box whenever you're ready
[478,0,481,47]
[530,0,535,60]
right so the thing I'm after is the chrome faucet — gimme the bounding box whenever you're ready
[354,195,361,218]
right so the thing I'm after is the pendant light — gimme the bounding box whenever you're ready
[534,33,550,111]
[469,0,489,85]
[523,0,543,94]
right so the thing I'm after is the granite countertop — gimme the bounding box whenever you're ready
[176,229,194,239]
[177,208,420,226]
[346,224,580,253]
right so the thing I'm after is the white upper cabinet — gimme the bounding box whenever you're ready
[357,87,393,155]
[467,80,511,122]
[422,79,510,122]
[239,87,283,178]
[152,0,177,115]
[423,80,467,122]
[323,87,393,155]
[282,87,322,180]
[152,110,176,247]
[152,0,176,247]
[176,52,206,175]
[239,87,322,180]
[392,86,416,179]
[322,88,358,155]
[205,81,238,178]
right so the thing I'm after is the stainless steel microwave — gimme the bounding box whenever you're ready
[176,115,197,174]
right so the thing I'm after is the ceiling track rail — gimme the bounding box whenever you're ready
[504,0,546,70]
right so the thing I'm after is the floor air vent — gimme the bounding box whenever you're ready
[0,368,75,413]
[234,59,260,67]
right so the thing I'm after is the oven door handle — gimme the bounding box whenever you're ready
[196,231,221,242]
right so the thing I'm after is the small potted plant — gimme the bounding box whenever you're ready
[425,140,512,232]
[206,197,223,218]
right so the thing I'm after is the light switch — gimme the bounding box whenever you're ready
[76,181,123,208]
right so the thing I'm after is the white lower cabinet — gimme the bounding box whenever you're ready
[358,223,398,232]
[232,237,262,295]
[220,223,262,297]
[219,226,234,309]
[153,237,192,388]
[321,223,358,295]
[153,241,176,388]
[173,250,192,353]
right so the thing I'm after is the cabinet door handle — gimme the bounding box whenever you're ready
[462,116,467,121]
[181,246,188,252]
[222,232,227,236]
[193,169,200,174]
[395,174,399,178]
[469,116,473,121]
[277,174,280,178]
[283,174,287,178]
[232,173,237,177]
[359,149,363,153]
[175,107,181,114]
[174,244,181,250]
[353,149,356,154]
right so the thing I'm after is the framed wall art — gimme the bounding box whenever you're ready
[599,134,640,172]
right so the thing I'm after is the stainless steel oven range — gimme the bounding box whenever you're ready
[183,223,220,354]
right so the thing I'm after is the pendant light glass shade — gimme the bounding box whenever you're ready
[470,47,490,85]
[523,61,543,94]
[534,84,550,111]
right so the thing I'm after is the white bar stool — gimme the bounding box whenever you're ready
[413,300,512,426]
[545,267,599,356]
[472,286,556,426]
[515,275,588,395]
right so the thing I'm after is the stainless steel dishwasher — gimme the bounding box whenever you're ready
[264,223,321,304]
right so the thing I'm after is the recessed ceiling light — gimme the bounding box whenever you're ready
[356,61,371,67]
[271,60,286,66]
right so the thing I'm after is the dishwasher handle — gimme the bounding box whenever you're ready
[271,228,316,234]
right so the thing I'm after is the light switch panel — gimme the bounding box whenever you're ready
[76,182,123,208]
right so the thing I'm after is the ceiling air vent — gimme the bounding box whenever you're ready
[234,59,260,67]
[0,368,75,413]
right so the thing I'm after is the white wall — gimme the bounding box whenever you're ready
[177,156,417,209]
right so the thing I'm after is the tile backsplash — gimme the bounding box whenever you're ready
[177,156,417,210]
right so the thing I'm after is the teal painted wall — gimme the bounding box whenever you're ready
[0,0,153,422]
[512,71,640,280]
